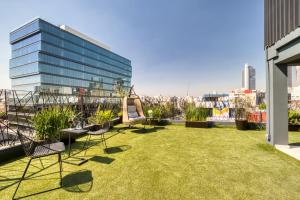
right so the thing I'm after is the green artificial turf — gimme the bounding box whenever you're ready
[1,124,300,199]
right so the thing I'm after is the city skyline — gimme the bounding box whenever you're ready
[0,0,264,96]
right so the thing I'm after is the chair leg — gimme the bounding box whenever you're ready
[12,158,32,199]
[82,134,90,151]
[58,153,63,186]
[101,133,107,153]
[84,135,91,156]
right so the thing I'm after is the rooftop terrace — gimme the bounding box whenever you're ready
[1,124,300,199]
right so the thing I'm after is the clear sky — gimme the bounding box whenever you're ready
[0,0,264,96]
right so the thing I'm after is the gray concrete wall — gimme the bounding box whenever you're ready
[266,27,300,146]
[266,61,288,145]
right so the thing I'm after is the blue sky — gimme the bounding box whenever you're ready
[0,0,264,96]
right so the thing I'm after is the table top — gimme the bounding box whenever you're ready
[60,128,88,134]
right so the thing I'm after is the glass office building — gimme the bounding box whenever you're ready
[9,18,132,97]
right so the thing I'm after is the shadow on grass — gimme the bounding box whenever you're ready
[131,126,165,134]
[8,170,92,199]
[14,187,61,200]
[0,159,59,192]
[104,145,131,154]
[90,156,115,164]
[62,170,93,193]
[257,143,276,152]
[63,130,121,157]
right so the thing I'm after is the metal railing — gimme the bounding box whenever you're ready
[0,89,121,148]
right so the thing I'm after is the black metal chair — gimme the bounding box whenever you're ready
[83,123,109,155]
[13,130,65,199]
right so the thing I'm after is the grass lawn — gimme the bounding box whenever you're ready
[1,124,300,200]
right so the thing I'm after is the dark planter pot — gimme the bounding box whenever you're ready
[185,121,212,128]
[111,117,122,125]
[235,120,248,130]
[288,124,300,131]
[247,122,266,130]
[0,115,7,120]
[142,119,170,126]
[142,119,160,126]
[89,123,112,131]
[0,144,24,163]
[118,116,123,124]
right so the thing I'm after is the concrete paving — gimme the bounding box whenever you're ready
[275,144,300,161]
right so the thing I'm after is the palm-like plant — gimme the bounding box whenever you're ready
[185,105,208,122]
[32,106,76,141]
[288,110,300,125]
[234,97,252,121]
[88,108,114,127]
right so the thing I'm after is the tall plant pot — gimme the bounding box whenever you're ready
[235,120,248,130]
[185,121,213,128]
[288,124,300,131]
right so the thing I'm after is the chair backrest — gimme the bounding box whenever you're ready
[16,130,36,157]
[122,86,145,123]
[122,96,145,122]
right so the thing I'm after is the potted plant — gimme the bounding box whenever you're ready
[88,109,114,130]
[258,103,266,111]
[32,106,75,142]
[0,111,7,120]
[234,97,252,130]
[288,110,300,131]
[185,105,211,128]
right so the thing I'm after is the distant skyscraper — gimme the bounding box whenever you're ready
[242,64,255,90]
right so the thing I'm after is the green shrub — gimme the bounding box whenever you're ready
[152,107,162,121]
[235,97,252,120]
[32,106,75,141]
[259,103,266,110]
[143,102,177,120]
[288,110,300,125]
[185,105,208,122]
[89,108,114,126]
[160,103,174,119]
[0,111,6,118]
[117,111,123,117]
[143,104,162,120]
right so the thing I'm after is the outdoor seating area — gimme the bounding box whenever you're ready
[1,88,300,199]
[2,1,300,199]
[1,124,300,199]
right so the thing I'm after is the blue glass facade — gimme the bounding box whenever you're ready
[9,18,132,97]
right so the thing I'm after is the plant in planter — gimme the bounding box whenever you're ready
[143,101,174,125]
[185,105,210,128]
[234,97,252,130]
[147,109,153,118]
[258,103,266,111]
[152,107,162,121]
[288,110,300,131]
[32,106,75,141]
[0,111,6,120]
[117,111,123,123]
[88,109,114,129]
